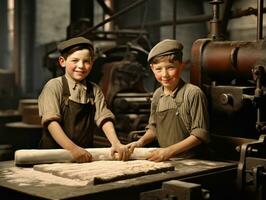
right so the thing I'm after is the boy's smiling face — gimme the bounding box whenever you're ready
[151,60,182,94]
[59,49,93,82]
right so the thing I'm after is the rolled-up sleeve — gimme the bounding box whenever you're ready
[38,79,62,126]
[93,84,115,127]
[188,88,210,143]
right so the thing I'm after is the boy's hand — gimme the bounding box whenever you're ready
[126,141,143,154]
[111,144,131,161]
[70,146,92,163]
[147,147,173,162]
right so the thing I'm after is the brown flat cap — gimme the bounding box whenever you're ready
[147,39,183,62]
[57,36,93,52]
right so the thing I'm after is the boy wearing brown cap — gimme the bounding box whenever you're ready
[38,37,130,162]
[127,39,209,162]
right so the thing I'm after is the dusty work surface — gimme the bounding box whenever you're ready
[0,159,237,200]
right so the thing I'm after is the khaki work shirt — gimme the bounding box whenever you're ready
[147,80,210,143]
[38,73,114,127]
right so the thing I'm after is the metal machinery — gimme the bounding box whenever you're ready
[190,0,266,199]
[89,42,154,144]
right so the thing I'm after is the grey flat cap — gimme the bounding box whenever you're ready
[57,36,93,52]
[148,39,183,62]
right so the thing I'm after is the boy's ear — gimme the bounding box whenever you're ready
[58,56,66,68]
[150,64,155,72]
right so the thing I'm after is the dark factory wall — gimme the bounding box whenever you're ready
[0,0,264,103]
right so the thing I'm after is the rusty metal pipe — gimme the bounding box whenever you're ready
[191,39,266,84]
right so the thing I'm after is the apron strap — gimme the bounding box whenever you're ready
[61,76,95,104]
[86,78,95,101]
[172,79,186,106]
[152,79,186,112]
[61,75,70,97]
[61,75,70,106]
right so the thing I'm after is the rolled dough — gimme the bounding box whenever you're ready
[15,147,157,166]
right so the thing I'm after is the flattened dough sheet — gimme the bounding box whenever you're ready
[33,160,174,185]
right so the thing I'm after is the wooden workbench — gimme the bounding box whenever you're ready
[0,159,237,200]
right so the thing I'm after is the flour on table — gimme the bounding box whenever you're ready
[1,160,174,187]
[1,167,88,187]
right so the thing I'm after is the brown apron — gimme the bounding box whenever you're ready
[155,82,204,158]
[39,76,95,149]
[155,82,189,148]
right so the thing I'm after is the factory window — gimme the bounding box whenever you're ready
[103,0,113,31]
[94,0,113,31]
[7,0,14,66]
[0,0,14,70]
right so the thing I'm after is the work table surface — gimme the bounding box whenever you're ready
[0,159,237,200]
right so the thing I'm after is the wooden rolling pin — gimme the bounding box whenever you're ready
[14,148,157,166]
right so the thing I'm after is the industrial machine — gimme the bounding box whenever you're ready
[90,41,154,141]
[190,0,266,199]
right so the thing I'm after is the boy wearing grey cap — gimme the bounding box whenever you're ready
[38,37,130,162]
[127,39,209,162]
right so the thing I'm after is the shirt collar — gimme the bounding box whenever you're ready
[160,79,185,98]
[65,73,87,90]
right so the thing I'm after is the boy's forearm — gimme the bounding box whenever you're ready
[138,129,156,147]
[102,121,121,146]
[47,121,78,150]
[168,135,202,156]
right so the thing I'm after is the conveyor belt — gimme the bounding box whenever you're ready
[0,159,237,200]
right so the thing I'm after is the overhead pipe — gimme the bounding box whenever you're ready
[209,0,224,40]
[126,6,266,29]
[76,0,147,37]
[173,0,177,39]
